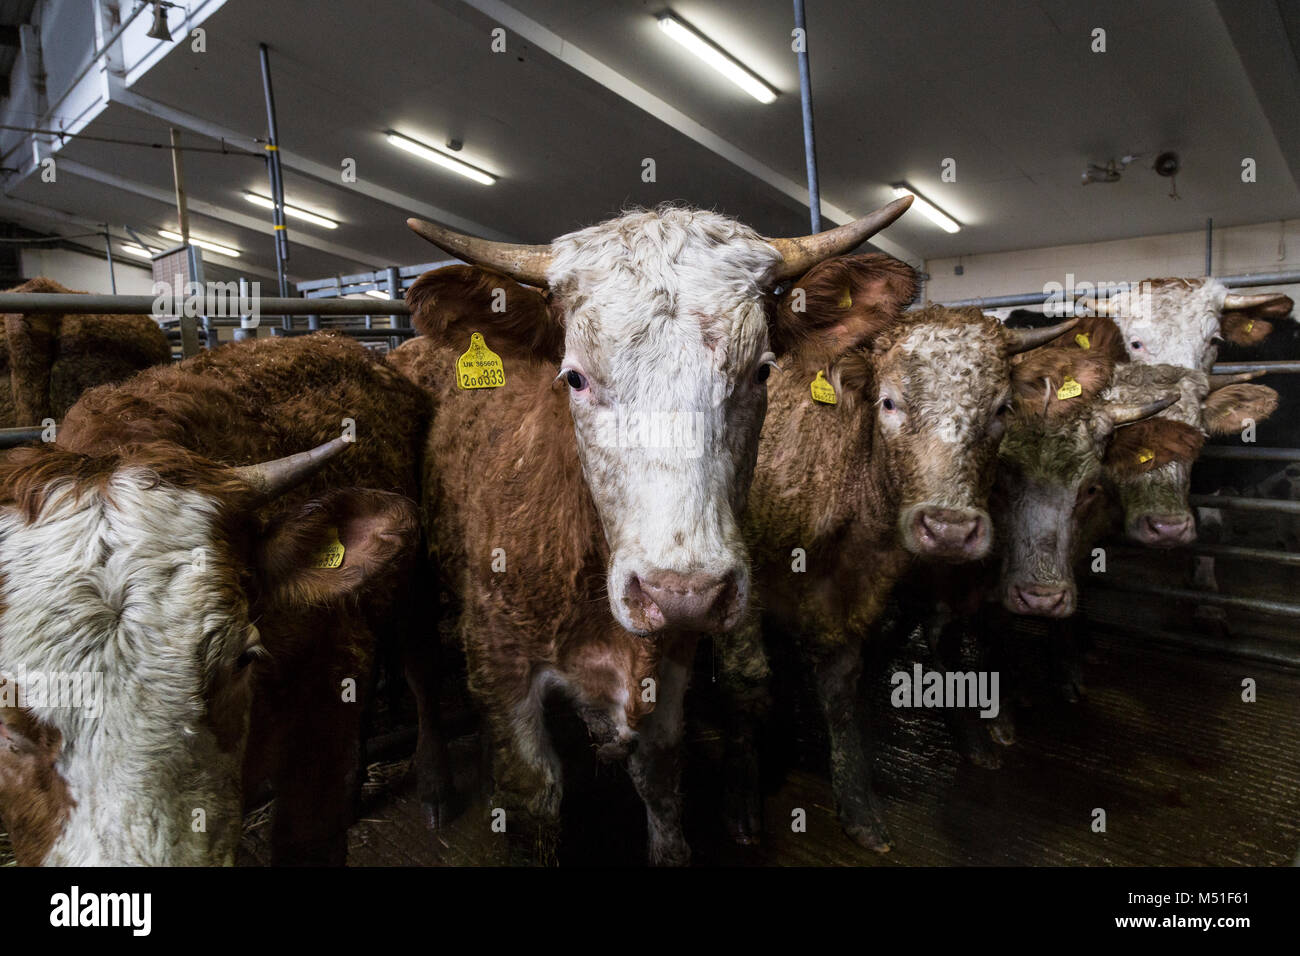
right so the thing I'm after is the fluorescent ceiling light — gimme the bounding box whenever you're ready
[244,192,339,229]
[364,289,389,299]
[159,229,241,258]
[120,244,154,259]
[891,184,960,233]
[657,14,777,104]
[386,131,496,185]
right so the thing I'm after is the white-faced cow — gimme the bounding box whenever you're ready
[713,266,1077,851]
[0,334,442,865]
[388,198,913,865]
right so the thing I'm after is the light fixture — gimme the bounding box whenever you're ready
[386,131,496,185]
[657,14,777,104]
[244,192,339,229]
[159,229,240,258]
[891,184,960,233]
[364,289,389,299]
[146,2,174,42]
[120,244,155,259]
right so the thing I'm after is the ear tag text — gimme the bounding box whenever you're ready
[457,332,506,389]
[1137,447,1155,465]
[1244,320,1255,334]
[810,370,837,405]
[310,527,346,569]
[1075,332,1091,349]
[1056,376,1083,400]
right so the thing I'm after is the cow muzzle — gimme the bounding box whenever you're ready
[1004,583,1075,618]
[1128,511,1196,547]
[621,568,743,634]
[906,506,991,561]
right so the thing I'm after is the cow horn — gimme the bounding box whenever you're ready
[1004,317,1079,354]
[406,218,552,287]
[767,195,914,282]
[229,435,351,501]
[1222,291,1288,310]
[1077,296,1119,316]
[1105,395,1177,427]
[1208,370,1265,390]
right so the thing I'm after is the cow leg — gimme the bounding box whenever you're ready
[716,617,770,845]
[812,638,891,853]
[625,643,696,866]
[401,625,456,830]
[924,609,1001,769]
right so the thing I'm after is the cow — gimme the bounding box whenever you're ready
[1,277,171,427]
[1080,277,1293,371]
[712,266,1078,851]
[0,334,445,865]
[387,198,913,865]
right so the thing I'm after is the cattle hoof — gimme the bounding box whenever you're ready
[421,797,459,831]
[725,815,762,846]
[989,716,1017,747]
[844,821,892,854]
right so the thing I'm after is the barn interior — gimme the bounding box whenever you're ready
[0,0,1298,870]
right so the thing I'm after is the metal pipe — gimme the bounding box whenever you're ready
[0,292,412,316]
[0,426,46,448]
[1088,576,1300,617]
[1198,446,1300,461]
[941,268,1300,310]
[258,43,289,299]
[1187,494,1300,516]
[792,0,821,233]
[387,265,405,328]
[1205,217,1212,276]
[270,326,416,339]
[169,127,189,242]
[1109,541,1300,567]
[103,229,116,293]
[1211,361,1300,375]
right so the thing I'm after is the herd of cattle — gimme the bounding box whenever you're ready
[0,196,1293,865]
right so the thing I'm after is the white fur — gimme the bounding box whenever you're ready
[0,471,247,865]
[1109,278,1226,371]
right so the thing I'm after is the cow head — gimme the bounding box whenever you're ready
[809,297,1077,561]
[405,199,912,634]
[1105,370,1278,546]
[0,439,418,865]
[1082,278,1293,370]
[996,347,1176,617]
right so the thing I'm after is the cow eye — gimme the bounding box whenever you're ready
[996,401,1012,416]
[1130,340,1144,351]
[563,369,588,391]
[881,397,896,411]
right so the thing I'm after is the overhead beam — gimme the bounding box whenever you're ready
[455,0,921,266]
[108,82,519,241]
[57,159,387,271]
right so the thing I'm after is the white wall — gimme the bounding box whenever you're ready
[924,218,1300,307]
[19,245,156,295]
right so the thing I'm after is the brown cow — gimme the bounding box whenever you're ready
[0,334,445,865]
[715,266,1077,851]
[0,277,171,427]
[389,200,913,865]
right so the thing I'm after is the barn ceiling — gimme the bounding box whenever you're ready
[0,0,1297,284]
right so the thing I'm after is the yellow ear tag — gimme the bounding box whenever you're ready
[836,287,853,308]
[1137,448,1155,465]
[1075,332,1091,350]
[310,527,346,569]
[456,332,506,389]
[810,370,837,405]
[1244,320,1255,334]
[1056,376,1083,400]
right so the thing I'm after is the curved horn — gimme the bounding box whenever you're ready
[406,218,552,287]
[1105,395,1177,427]
[767,195,914,282]
[1222,291,1289,310]
[1004,317,1079,354]
[1077,296,1119,316]
[229,435,351,501]
[1208,370,1265,390]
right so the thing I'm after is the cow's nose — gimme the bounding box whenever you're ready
[626,569,739,633]
[912,507,991,560]
[1010,585,1072,617]
[1134,512,1195,547]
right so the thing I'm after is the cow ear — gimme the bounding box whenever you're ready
[256,489,421,611]
[1202,384,1278,435]
[405,264,563,363]
[1220,312,1275,345]
[770,253,917,358]
[1103,418,1205,478]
